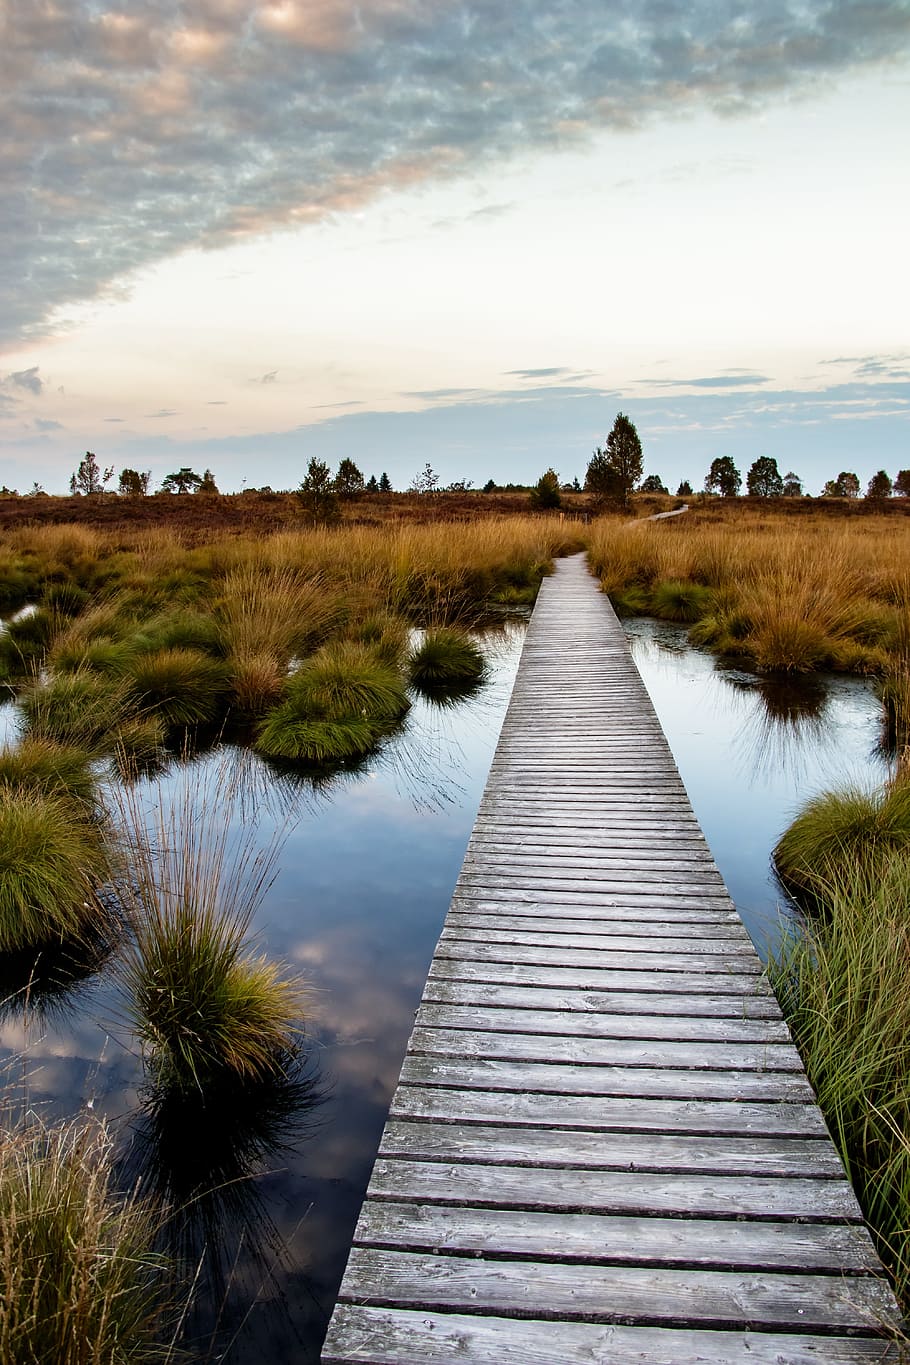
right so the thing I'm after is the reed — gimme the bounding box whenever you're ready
[0,1116,176,1364]
[114,764,306,1092]
[772,856,910,1307]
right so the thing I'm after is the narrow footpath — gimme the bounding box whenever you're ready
[322,553,900,1364]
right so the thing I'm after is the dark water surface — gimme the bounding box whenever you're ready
[0,623,527,1363]
[0,610,891,1361]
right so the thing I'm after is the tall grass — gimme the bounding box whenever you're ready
[587,511,910,734]
[772,856,910,1307]
[774,778,910,904]
[0,1116,176,1363]
[256,641,410,763]
[0,788,110,953]
[113,765,306,1093]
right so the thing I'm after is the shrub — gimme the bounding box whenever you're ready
[0,789,109,953]
[408,628,486,686]
[0,1118,174,1364]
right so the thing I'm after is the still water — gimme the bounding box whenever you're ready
[0,612,890,1360]
[622,617,890,957]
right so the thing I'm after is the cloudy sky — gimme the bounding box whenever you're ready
[1,0,908,495]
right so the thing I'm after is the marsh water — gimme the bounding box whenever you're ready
[0,611,891,1361]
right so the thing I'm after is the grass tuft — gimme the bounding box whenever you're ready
[0,788,110,953]
[408,628,486,686]
[773,778,910,904]
[0,1117,175,1364]
[0,738,96,809]
[114,766,306,1092]
[122,649,231,728]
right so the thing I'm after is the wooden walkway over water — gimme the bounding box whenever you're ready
[322,554,900,1363]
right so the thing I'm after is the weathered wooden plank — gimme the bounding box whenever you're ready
[323,1305,897,1363]
[442,926,754,954]
[421,979,785,1020]
[401,1056,815,1102]
[390,1086,828,1137]
[416,1000,791,1041]
[428,958,775,996]
[365,1159,859,1222]
[407,1026,804,1073]
[336,1249,896,1333]
[352,1201,879,1271]
[446,911,750,939]
[449,895,744,925]
[436,941,761,975]
[378,1120,845,1178]
[450,883,736,910]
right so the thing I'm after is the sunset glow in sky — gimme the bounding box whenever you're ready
[2,1,908,494]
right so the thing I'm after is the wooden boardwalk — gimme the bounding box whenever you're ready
[322,554,900,1363]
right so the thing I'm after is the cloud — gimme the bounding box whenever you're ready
[4,1,910,347]
[648,373,771,389]
[505,367,575,380]
[206,400,228,405]
[34,418,63,430]
[821,353,910,381]
[252,370,279,385]
[144,408,178,418]
[3,366,43,395]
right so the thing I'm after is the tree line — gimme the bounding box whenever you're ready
[16,440,906,508]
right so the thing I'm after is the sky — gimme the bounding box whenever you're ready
[1,0,908,496]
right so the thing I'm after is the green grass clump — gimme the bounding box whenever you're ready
[122,649,231,728]
[21,670,136,753]
[650,579,712,623]
[0,1118,174,1364]
[255,641,409,764]
[115,769,306,1093]
[0,788,109,953]
[771,857,910,1308]
[608,585,651,617]
[0,738,96,809]
[774,779,910,905]
[408,628,486,686]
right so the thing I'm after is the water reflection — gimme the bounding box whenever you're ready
[0,619,529,1364]
[122,1052,327,1355]
[623,617,889,958]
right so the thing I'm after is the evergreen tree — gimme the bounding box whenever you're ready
[676,480,693,497]
[160,467,203,494]
[894,470,910,497]
[296,457,339,524]
[781,471,803,497]
[640,474,668,493]
[198,468,219,494]
[378,472,392,492]
[366,474,378,492]
[529,468,562,510]
[118,468,150,496]
[586,413,643,508]
[866,470,893,499]
[335,458,365,497]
